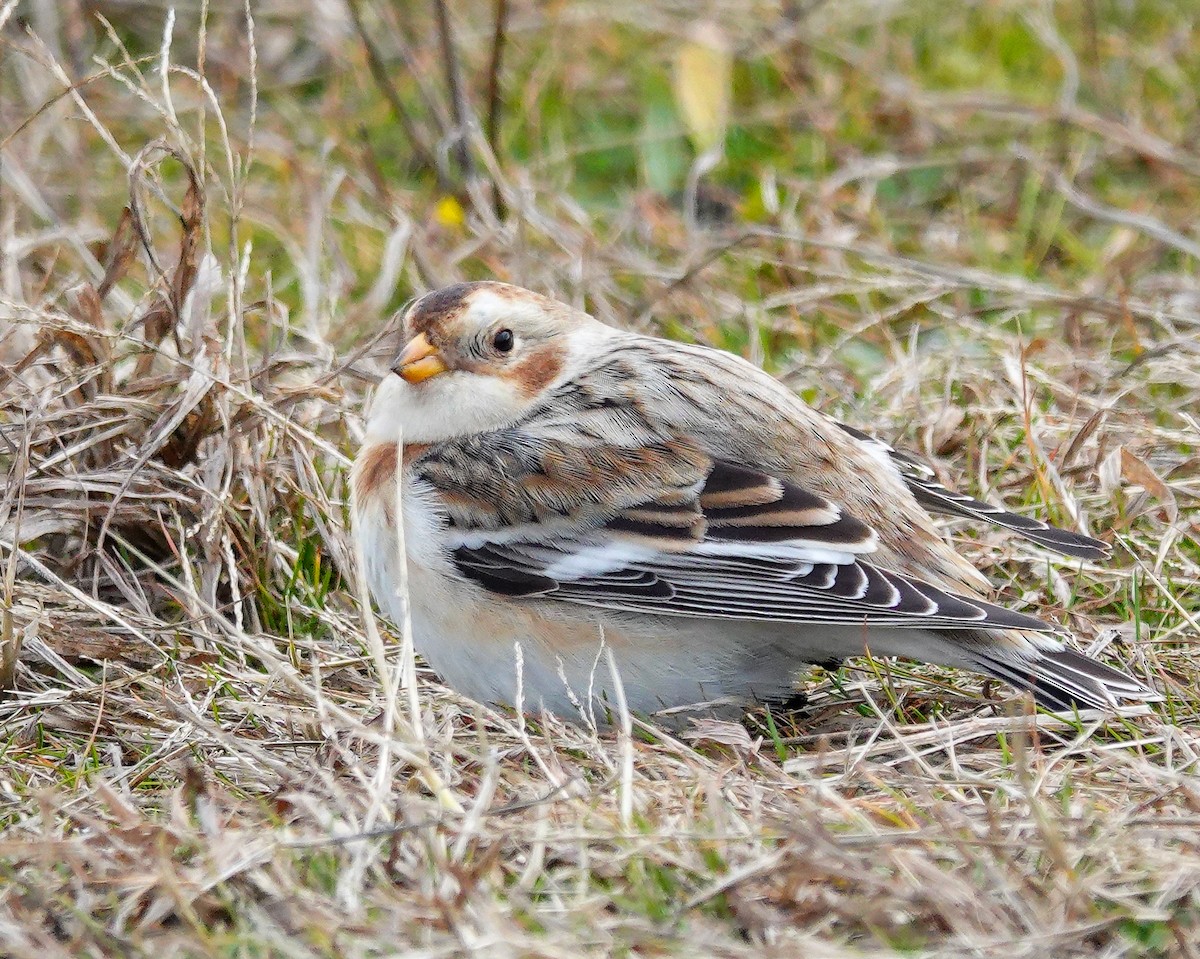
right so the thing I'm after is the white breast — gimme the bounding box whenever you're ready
[356,472,457,628]
[356,472,538,708]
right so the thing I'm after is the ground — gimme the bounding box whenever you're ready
[1,1,1198,956]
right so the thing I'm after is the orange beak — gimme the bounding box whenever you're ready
[393,333,449,384]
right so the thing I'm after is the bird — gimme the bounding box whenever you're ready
[352,280,1158,725]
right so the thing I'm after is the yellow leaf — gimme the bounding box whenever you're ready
[672,22,732,154]
[434,196,465,229]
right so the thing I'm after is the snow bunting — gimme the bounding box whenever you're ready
[352,281,1157,722]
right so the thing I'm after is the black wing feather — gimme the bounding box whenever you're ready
[836,423,1110,559]
[447,458,1061,634]
[453,541,1058,634]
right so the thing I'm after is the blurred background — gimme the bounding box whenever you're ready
[7,1,1200,368]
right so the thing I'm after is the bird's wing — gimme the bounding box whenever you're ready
[415,431,1057,633]
[835,423,1110,560]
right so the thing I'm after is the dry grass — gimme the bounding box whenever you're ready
[2,1,1199,955]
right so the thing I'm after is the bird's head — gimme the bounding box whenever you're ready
[365,281,598,444]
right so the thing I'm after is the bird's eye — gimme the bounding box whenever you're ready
[493,328,515,353]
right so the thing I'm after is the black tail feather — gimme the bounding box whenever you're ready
[909,482,1110,560]
[834,422,1112,560]
[972,647,1158,711]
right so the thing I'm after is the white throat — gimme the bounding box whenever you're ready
[365,371,532,445]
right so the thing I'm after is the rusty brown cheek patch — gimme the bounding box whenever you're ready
[507,346,565,397]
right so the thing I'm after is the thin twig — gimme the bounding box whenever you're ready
[1016,147,1200,262]
[432,0,476,183]
[484,0,509,215]
[345,0,448,189]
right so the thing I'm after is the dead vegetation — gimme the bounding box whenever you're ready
[2,1,1199,956]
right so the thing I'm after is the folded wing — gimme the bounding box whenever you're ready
[413,431,1154,710]
[439,458,1060,635]
[836,423,1110,560]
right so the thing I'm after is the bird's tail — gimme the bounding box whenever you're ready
[967,643,1159,711]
